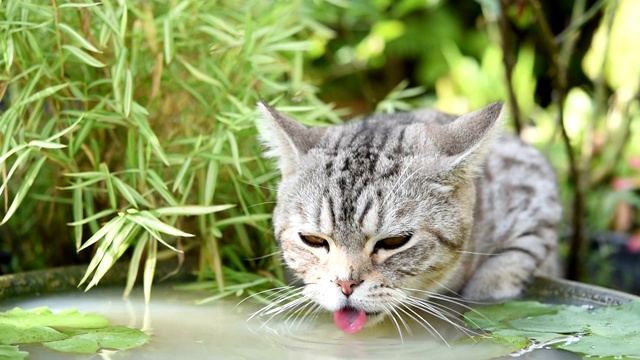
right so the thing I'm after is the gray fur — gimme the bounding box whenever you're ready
[256,100,561,320]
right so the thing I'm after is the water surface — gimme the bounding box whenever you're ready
[2,285,577,359]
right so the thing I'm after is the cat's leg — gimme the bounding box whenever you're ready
[461,229,559,301]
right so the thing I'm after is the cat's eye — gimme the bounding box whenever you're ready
[299,234,329,252]
[374,235,412,252]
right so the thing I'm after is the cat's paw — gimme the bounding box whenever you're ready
[461,256,533,301]
[461,274,523,301]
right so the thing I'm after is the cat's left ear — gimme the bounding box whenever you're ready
[256,100,327,177]
[432,102,505,177]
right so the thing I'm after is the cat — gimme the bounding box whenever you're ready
[255,100,561,334]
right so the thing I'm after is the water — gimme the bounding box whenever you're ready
[2,285,578,359]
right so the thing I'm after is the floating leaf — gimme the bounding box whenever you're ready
[0,307,109,330]
[0,345,28,360]
[43,326,150,354]
[464,300,640,358]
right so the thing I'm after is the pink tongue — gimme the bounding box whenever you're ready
[333,308,367,334]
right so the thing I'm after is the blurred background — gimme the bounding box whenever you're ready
[1,0,640,298]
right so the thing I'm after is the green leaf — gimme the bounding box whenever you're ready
[43,326,150,354]
[0,324,67,345]
[1,156,47,225]
[0,307,109,330]
[62,45,106,67]
[0,345,28,360]
[26,140,67,149]
[130,211,194,238]
[152,204,235,216]
[58,23,101,53]
[465,300,640,358]
[123,69,133,117]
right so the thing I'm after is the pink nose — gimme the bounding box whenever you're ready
[335,279,360,296]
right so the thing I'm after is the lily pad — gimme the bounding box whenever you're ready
[43,326,151,354]
[0,307,150,358]
[0,324,67,345]
[0,307,109,329]
[464,300,640,358]
[0,345,28,360]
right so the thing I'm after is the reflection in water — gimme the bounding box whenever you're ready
[2,285,577,359]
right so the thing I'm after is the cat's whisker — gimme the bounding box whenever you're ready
[284,298,315,330]
[395,302,450,347]
[389,301,413,336]
[242,251,282,261]
[381,303,405,343]
[455,250,496,256]
[294,302,323,330]
[238,285,292,306]
[401,287,494,330]
[237,179,278,192]
[248,288,304,320]
[256,296,310,331]
[401,295,482,338]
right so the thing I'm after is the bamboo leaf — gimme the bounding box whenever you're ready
[77,216,125,252]
[128,212,194,238]
[172,157,192,193]
[58,23,101,53]
[1,156,46,225]
[123,69,132,117]
[67,209,117,226]
[163,16,173,64]
[213,214,272,228]
[143,239,157,303]
[177,56,223,88]
[0,149,31,196]
[72,187,83,249]
[63,45,106,67]
[100,164,117,209]
[124,233,149,298]
[113,177,152,208]
[27,140,67,149]
[86,221,137,290]
[44,113,85,143]
[152,204,235,216]
[16,83,70,107]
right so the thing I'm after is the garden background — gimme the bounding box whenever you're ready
[1,0,640,301]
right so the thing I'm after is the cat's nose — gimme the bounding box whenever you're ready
[335,279,360,296]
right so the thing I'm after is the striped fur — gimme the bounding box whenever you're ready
[256,101,561,323]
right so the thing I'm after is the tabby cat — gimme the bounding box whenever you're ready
[255,100,561,334]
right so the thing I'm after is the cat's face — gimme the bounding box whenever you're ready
[257,101,502,329]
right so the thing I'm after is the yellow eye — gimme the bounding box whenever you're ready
[299,234,329,251]
[374,235,412,251]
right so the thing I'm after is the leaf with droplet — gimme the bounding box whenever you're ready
[43,326,150,354]
[464,300,640,358]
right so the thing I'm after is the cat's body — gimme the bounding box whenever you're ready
[256,101,561,333]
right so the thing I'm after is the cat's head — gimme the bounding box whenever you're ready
[256,101,503,330]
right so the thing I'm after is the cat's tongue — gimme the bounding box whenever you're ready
[333,307,367,334]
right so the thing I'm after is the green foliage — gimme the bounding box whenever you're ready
[0,345,28,360]
[464,300,640,358]
[0,0,339,298]
[0,307,149,356]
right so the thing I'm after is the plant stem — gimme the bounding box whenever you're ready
[499,0,523,135]
[529,0,586,280]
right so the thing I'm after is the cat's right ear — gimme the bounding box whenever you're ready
[256,100,326,177]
